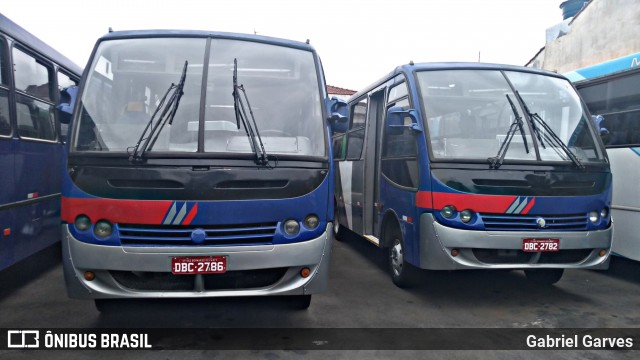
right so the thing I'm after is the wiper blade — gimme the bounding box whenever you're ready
[487,94,530,169]
[515,91,584,169]
[232,58,269,166]
[129,60,188,162]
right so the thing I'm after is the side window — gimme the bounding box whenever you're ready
[381,94,420,189]
[345,97,367,160]
[0,39,10,136]
[57,71,79,142]
[13,47,56,141]
[57,71,78,92]
[332,134,346,160]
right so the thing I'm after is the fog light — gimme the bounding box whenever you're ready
[441,205,456,219]
[84,271,95,281]
[304,215,319,230]
[589,211,599,223]
[600,208,608,218]
[460,210,473,223]
[599,249,607,257]
[300,267,311,278]
[284,220,300,235]
[75,215,92,231]
[451,249,459,257]
[94,220,113,238]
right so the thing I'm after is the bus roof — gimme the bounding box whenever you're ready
[563,52,640,83]
[98,29,317,53]
[350,62,565,101]
[0,13,83,74]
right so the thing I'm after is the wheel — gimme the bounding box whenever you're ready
[333,204,345,242]
[524,269,564,285]
[387,228,418,288]
[288,295,312,310]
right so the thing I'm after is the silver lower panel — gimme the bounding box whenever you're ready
[418,213,612,270]
[62,224,333,299]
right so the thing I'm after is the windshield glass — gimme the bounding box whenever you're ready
[418,70,604,164]
[74,37,325,157]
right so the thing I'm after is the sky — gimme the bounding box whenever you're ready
[2,0,565,91]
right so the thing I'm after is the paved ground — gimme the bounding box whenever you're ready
[0,234,638,359]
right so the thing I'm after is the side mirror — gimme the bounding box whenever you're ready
[56,85,79,124]
[386,106,421,135]
[327,96,349,133]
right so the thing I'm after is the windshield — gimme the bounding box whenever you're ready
[74,37,326,158]
[418,69,605,164]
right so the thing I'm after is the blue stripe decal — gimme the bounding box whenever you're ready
[564,52,640,82]
[631,148,640,157]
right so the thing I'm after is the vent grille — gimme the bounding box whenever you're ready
[481,213,588,231]
[110,268,288,291]
[118,223,278,246]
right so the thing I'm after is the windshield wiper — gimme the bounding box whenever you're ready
[129,60,188,162]
[232,58,268,166]
[515,91,584,169]
[487,94,530,169]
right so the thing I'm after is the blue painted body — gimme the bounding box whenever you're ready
[0,14,82,270]
[336,63,612,270]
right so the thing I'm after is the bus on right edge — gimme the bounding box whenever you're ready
[566,53,640,262]
[333,63,612,287]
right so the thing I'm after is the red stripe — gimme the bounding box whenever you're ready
[182,203,198,225]
[521,197,536,214]
[426,192,517,213]
[62,198,173,224]
[415,191,433,208]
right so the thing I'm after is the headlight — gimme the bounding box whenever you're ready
[304,214,319,229]
[600,208,608,219]
[460,210,473,223]
[74,215,92,231]
[441,205,456,219]
[283,219,300,235]
[589,211,599,224]
[94,220,113,238]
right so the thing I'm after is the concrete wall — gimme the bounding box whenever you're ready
[531,0,640,72]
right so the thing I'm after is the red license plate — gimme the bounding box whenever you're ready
[171,256,227,275]
[522,238,560,252]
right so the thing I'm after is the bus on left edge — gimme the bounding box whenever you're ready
[0,13,82,270]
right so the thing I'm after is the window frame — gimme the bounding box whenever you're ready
[343,95,368,161]
[0,35,12,138]
[380,81,421,191]
[12,44,59,143]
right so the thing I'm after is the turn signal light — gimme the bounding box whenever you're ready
[84,271,95,281]
[300,267,311,278]
[599,249,607,257]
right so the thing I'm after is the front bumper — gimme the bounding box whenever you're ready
[62,224,333,299]
[418,213,612,270]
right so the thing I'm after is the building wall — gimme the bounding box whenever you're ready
[532,0,640,72]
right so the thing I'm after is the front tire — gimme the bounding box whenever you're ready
[387,228,418,288]
[524,269,564,285]
[333,202,345,242]
[94,299,117,313]
[288,295,312,310]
